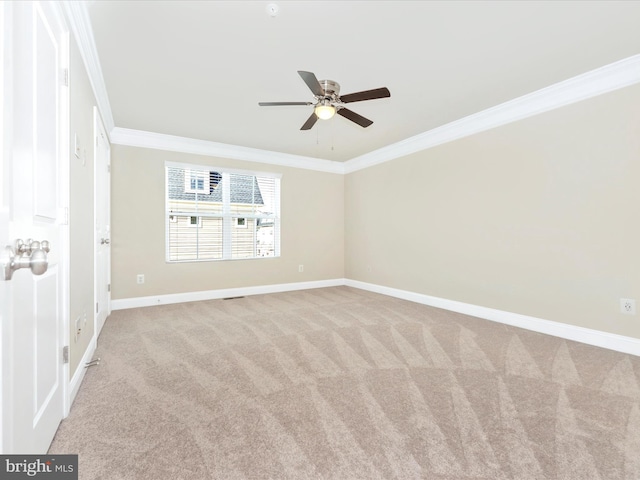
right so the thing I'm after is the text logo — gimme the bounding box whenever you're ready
[1,455,78,479]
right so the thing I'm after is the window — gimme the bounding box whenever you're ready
[184,169,210,194]
[166,163,281,262]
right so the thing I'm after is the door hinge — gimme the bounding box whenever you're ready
[107,164,111,173]
[62,68,69,87]
[96,302,99,313]
[107,283,111,292]
[62,346,69,364]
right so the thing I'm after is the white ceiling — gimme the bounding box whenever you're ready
[86,1,640,162]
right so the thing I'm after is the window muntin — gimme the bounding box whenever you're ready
[166,164,280,262]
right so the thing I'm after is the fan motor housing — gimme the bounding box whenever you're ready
[318,79,340,97]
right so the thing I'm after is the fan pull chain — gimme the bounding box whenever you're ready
[331,119,335,151]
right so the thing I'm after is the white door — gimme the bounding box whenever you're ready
[94,107,111,336]
[0,1,69,454]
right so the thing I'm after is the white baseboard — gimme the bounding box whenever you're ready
[111,278,347,310]
[109,277,640,356]
[67,335,97,411]
[345,279,640,357]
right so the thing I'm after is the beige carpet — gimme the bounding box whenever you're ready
[50,286,640,479]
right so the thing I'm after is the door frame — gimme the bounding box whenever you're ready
[94,106,110,339]
[1,0,11,454]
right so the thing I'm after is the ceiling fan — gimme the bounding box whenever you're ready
[259,71,390,130]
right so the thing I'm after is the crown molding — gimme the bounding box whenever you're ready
[60,1,115,135]
[111,54,640,175]
[344,54,640,173]
[110,127,346,174]
[65,2,640,175]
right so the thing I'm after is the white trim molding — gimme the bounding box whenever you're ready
[108,55,640,174]
[344,54,640,173]
[68,335,97,411]
[111,278,346,310]
[345,279,640,357]
[60,1,115,134]
[66,1,640,175]
[110,127,346,174]
[111,278,640,357]
[64,0,640,173]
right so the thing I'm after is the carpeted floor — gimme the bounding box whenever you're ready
[50,286,640,479]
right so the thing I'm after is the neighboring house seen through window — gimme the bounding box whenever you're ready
[166,163,281,261]
[184,170,209,193]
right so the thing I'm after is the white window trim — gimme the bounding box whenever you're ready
[221,172,232,259]
[166,160,282,181]
[165,162,281,263]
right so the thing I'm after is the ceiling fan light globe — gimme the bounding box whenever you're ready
[315,104,336,120]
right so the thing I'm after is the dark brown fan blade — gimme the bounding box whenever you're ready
[259,101,312,106]
[298,71,324,97]
[300,112,318,130]
[337,108,373,128]
[340,87,390,104]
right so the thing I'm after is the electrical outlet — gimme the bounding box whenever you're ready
[620,298,636,315]
[137,274,145,284]
[298,265,304,273]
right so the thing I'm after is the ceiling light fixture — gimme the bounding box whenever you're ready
[314,101,336,120]
[259,70,390,130]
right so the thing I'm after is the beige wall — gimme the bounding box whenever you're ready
[346,83,640,339]
[68,37,98,375]
[109,83,640,342]
[110,145,344,299]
